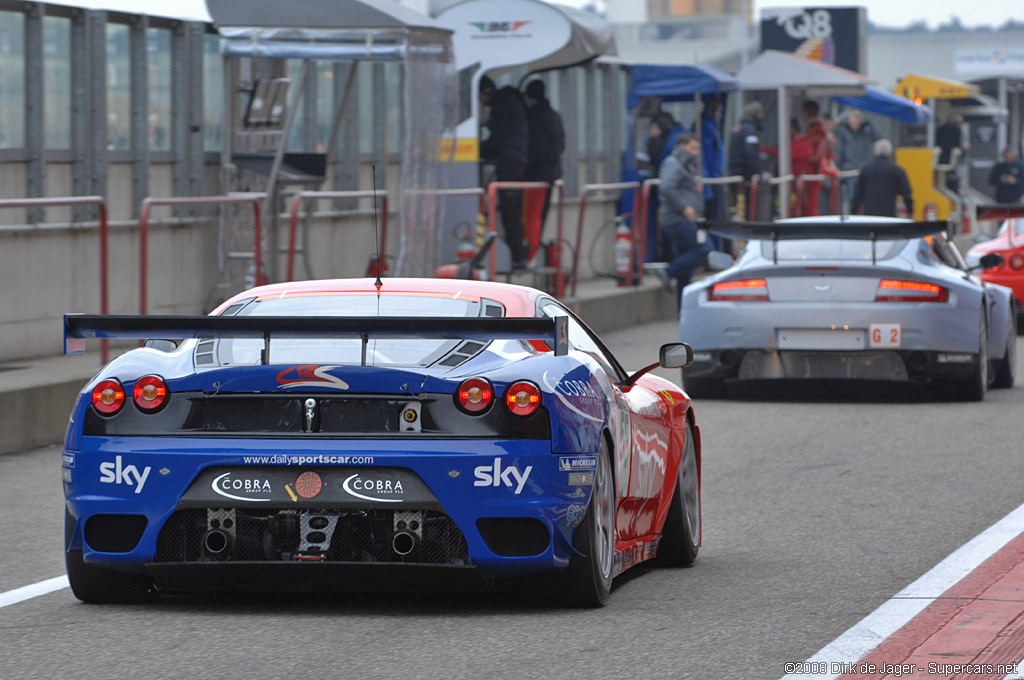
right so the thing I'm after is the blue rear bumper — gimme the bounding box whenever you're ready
[63,436,597,586]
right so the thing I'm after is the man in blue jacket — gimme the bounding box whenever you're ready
[989,148,1024,204]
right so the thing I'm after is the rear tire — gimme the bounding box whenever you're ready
[957,314,989,401]
[993,308,1017,389]
[655,419,700,567]
[66,550,156,604]
[562,439,615,607]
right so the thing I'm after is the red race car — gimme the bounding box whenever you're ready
[967,205,1024,328]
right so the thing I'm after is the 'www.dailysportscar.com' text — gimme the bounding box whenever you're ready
[242,455,375,466]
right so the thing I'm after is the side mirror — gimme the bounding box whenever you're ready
[659,342,694,369]
[971,253,1004,272]
[144,339,178,352]
[621,343,694,390]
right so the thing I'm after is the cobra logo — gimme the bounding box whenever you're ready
[342,474,404,503]
[276,365,350,390]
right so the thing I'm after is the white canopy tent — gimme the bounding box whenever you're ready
[737,51,876,217]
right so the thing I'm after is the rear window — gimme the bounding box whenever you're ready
[760,239,907,261]
[197,294,504,368]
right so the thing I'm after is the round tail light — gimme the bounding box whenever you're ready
[133,375,169,412]
[1010,253,1024,270]
[91,379,125,415]
[504,381,542,417]
[456,378,493,414]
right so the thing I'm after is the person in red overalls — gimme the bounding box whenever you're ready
[791,101,839,216]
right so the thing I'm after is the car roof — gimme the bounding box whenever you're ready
[212,278,545,317]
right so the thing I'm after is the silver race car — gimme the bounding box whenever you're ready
[679,217,1016,400]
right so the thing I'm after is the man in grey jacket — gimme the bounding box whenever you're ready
[836,111,879,209]
[659,134,729,298]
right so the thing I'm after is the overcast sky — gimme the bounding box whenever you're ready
[556,1,1024,30]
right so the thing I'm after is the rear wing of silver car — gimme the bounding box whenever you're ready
[64,314,569,362]
[976,204,1024,221]
[705,220,949,264]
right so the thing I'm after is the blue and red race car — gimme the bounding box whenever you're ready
[62,278,700,606]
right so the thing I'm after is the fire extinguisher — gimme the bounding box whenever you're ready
[961,196,973,235]
[614,217,632,287]
[455,231,476,262]
[923,202,938,222]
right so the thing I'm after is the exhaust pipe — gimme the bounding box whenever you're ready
[391,531,419,556]
[203,529,233,558]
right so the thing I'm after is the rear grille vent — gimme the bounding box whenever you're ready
[155,508,469,565]
[85,514,148,553]
[476,518,550,556]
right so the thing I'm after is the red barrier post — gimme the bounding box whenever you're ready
[829,176,841,214]
[550,180,567,298]
[638,179,659,271]
[485,181,551,281]
[286,190,390,281]
[747,175,759,221]
[139,195,264,316]
[0,196,109,363]
[793,175,805,218]
[570,182,641,296]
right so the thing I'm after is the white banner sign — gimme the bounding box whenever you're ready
[955,49,1024,75]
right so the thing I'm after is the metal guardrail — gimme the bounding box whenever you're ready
[484,181,552,283]
[286,190,389,282]
[139,194,264,316]
[0,196,109,363]
[571,181,641,296]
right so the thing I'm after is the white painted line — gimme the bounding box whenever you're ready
[1004,656,1024,680]
[781,500,1024,680]
[0,575,69,609]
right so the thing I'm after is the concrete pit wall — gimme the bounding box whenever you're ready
[0,167,627,363]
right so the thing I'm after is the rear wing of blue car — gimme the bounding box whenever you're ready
[705,219,949,265]
[64,314,569,362]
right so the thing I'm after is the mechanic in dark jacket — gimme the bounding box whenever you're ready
[728,101,763,182]
[479,75,530,269]
[988,148,1024,204]
[523,79,565,242]
[728,101,763,219]
[851,139,914,218]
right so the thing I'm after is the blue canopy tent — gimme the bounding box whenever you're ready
[833,86,932,124]
[620,64,739,260]
[627,64,739,108]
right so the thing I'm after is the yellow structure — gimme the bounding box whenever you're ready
[895,147,950,221]
[895,74,978,102]
[892,74,982,222]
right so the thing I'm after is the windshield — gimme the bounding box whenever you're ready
[760,239,907,261]
[996,219,1024,237]
[197,294,503,368]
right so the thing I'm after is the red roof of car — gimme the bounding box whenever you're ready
[212,278,545,317]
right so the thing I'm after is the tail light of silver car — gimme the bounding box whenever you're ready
[708,278,769,302]
[874,279,949,303]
